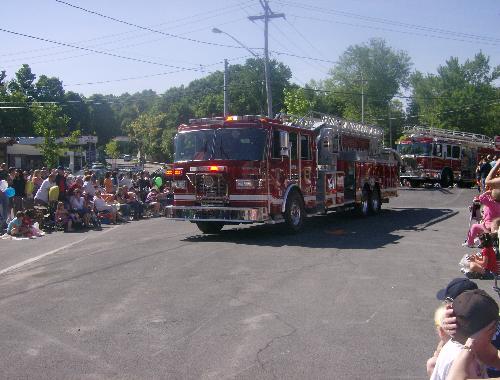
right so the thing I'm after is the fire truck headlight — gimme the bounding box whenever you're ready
[172,180,187,190]
[236,179,256,189]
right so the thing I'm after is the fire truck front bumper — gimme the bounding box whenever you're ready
[164,206,268,223]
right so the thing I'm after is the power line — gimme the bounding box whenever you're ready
[0,27,218,73]
[53,0,250,50]
[276,0,500,45]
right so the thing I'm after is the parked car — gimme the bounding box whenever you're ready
[123,154,132,162]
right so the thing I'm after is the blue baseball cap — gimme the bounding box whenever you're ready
[436,278,478,301]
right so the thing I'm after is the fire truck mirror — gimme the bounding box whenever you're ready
[279,131,290,157]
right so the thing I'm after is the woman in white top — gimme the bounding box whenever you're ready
[69,189,91,226]
[34,173,56,205]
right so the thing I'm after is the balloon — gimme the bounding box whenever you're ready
[25,181,34,195]
[5,187,15,198]
[0,180,7,192]
[48,186,60,202]
[154,176,163,188]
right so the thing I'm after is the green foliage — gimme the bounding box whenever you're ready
[32,103,69,168]
[105,140,120,159]
[128,113,166,161]
[323,38,412,124]
[283,87,312,116]
[409,53,500,136]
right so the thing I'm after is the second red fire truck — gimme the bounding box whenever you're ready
[165,113,400,233]
[397,126,496,188]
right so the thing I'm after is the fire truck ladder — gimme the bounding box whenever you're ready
[403,126,493,147]
[282,112,384,139]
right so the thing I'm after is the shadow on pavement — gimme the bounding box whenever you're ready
[182,207,458,250]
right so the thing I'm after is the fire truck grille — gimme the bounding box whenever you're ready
[195,174,228,204]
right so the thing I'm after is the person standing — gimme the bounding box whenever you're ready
[11,169,26,214]
[54,165,68,202]
[479,156,493,192]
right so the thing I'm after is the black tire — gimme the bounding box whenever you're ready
[284,191,305,233]
[371,187,381,214]
[196,222,224,234]
[440,170,453,188]
[358,187,372,217]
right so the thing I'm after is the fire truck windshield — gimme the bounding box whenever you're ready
[174,128,267,162]
[396,142,432,156]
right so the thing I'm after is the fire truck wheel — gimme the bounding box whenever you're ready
[284,191,305,233]
[371,187,381,214]
[359,187,372,217]
[196,222,224,234]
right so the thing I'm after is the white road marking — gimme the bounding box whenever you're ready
[0,226,118,276]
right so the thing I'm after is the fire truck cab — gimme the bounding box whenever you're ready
[397,126,495,188]
[165,113,399,233]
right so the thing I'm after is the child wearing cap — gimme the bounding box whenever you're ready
[430,289,498,380]
[427,305,450,376]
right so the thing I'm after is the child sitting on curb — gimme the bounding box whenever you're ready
[464,189,500,247]
[7,211,30,237]
[55,201,74,232]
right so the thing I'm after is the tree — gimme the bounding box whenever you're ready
[128,113,166,161]
[8,64,37,100]
[282,87,312,115]
[409,53,500,136]
[32,104,69,168]
[105,140,120,159]
[322,39,412,124]
[35,75,65,102]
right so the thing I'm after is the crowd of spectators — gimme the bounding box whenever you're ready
[427,158,500,380]
[0,163,172,238]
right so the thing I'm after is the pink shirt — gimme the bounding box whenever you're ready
[479,192,500,223]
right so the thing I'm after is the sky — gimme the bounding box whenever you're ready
[1,0,499,97]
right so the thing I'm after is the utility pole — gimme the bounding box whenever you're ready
[361,73,364,124]
[223,59,229,117]
[388,105,393,148]
[248,0,285,118]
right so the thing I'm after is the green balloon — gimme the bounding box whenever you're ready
[154,176,163,187]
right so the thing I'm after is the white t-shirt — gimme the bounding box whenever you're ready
[34,178,54,203]
[70,196,85,210]
[93,197,112,212]
[119,178,133,190]
[83,181,95,196]
[430,339,488,380]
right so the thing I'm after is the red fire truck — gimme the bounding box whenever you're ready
[165,113,400,233]
[397,126,496,188]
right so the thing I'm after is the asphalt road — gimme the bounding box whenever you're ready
[0,187,490,379]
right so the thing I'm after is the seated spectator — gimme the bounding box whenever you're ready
[157,187,173,207]
[115,186,143,220]
[55,201,74,232]
[93,190,117,224]
[7,211,30,237]
[145,188,161,216]
[67,176,83,197]
[431,289,498,380]
[69,189,91,227]
[103,172,114,194]
[119,171,133,190]
[427,304,450,376]
[427,278,479,376]
[34,172,56,206]
[82,175,96,200]
[460,247,497,279]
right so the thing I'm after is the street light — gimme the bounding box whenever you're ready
[212,27,272,117]
[211,28,259,58]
